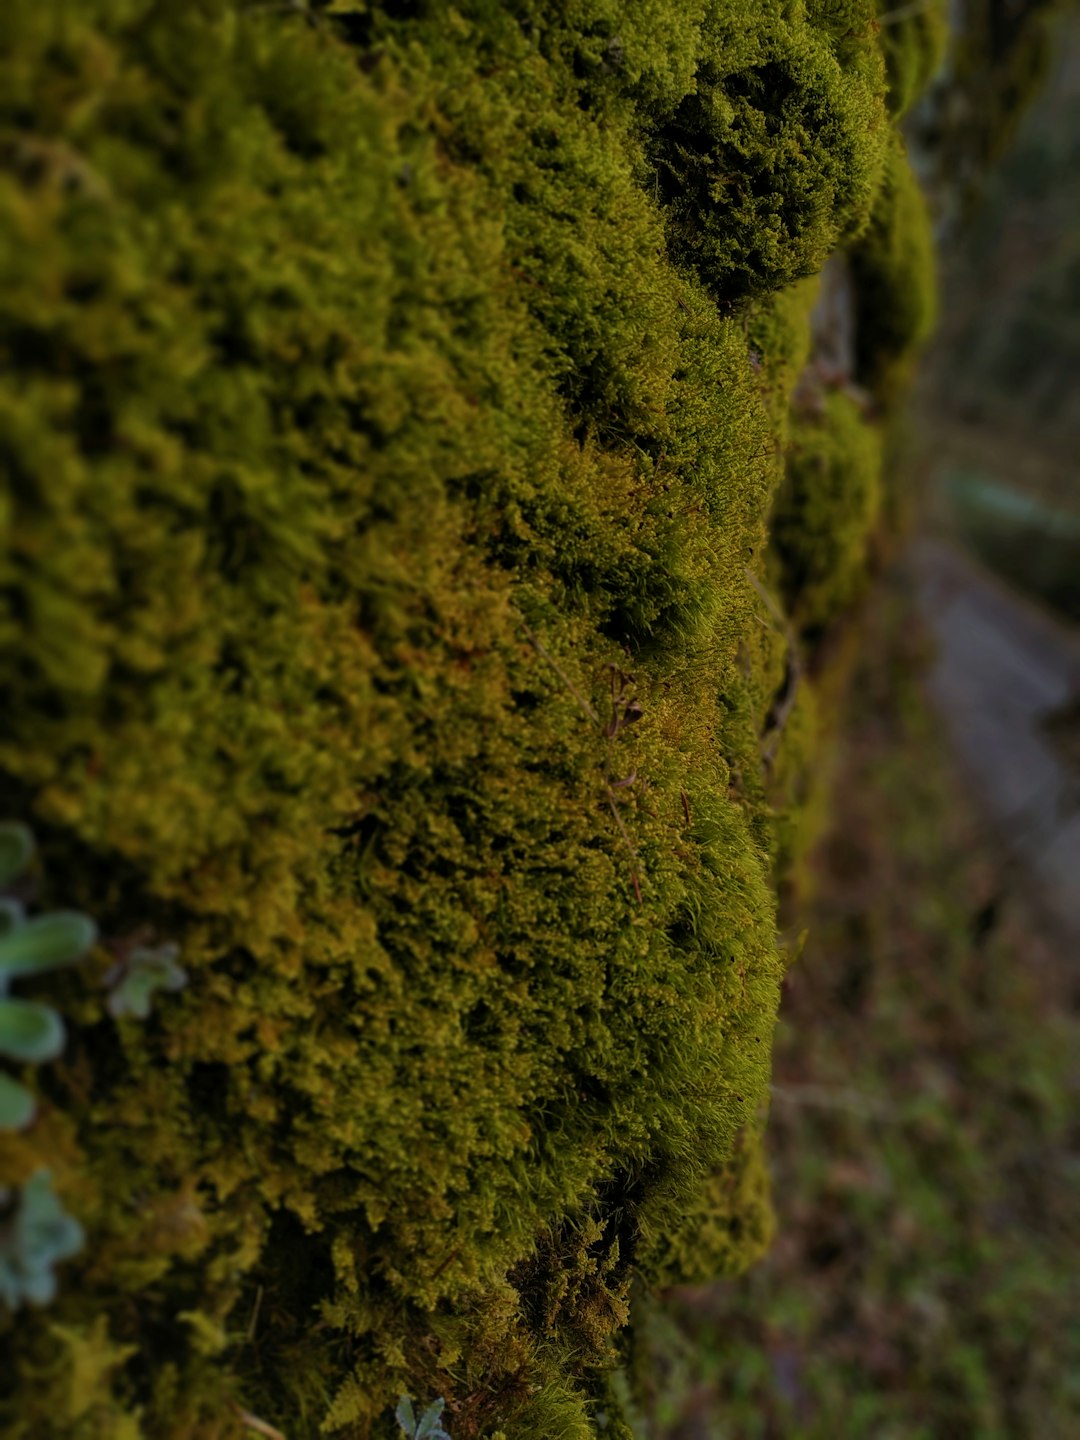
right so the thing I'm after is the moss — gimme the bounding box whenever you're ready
[851,135,938,406]
[772,392,884,634]
[0,2,788,1434]
[875,0,949,118]
[649,1,890,300]
[0,0,933,1434]
[645,1118,776,1290]
[745,274,822,424]
[921,0,1067,215]
[765,677,821,904]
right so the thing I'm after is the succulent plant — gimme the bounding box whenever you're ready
[106,940,188,1020]
[0,822,97,1130]
[395,1397,452,1440]
[0,822,34,888]
[0,1170,84,1310]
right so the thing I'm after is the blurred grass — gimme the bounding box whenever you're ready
[628,574,1080,1440]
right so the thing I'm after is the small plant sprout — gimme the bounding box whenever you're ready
[395,1396,452,1440]
[0,821,97,1130]
[0,1170,85,1310]
[106,940,187,1020]
[0,822,35,889]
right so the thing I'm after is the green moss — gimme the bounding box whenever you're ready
[645,1118,776,1290]
[875,0,949,118]
[0,0,934,1434]
[772,392,884,634]
[0,2,788,1434]
[650,1,889,300]
[746,275,822,422]
[929,0,1066,207]
[851,135,938,405]
[765,677,821,903]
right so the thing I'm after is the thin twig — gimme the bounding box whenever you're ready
[244,0,320,19]
[602,668,646,904]
[227,1399,287,1440]
[744,566,789,634]
[606,791,644,904]
[519,621,602,726]
[761,660,803,768]
[245,1286,263,1345]
[3,134,111,200]
[430,1245,463,1281]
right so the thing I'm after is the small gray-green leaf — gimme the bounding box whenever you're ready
[0,824,34,889]
[107,943,187,1020]
[0,999,65,1062]
[0,912,97,982]
[0,898,25,939]
[0,1170,85,1307]
[395,1397,417,1436]
[17,1170,84,1270]
[0,1072,35,1130]
[416,1401,446,1439]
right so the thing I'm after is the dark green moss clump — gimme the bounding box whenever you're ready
[773,392,884,634]
[876,0,949,118]
[851,136,938,405]
[651,0,889,300]
[918,0,1069,216]
[0,1,944,1436]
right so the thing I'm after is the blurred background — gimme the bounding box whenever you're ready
[630,4,1080,1435]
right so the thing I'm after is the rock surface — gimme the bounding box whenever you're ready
[911,534,1080,938]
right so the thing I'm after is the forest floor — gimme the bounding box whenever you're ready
[629,558,1080,1440]
[910,535,1080,940]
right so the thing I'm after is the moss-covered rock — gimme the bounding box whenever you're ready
[0,0,938,1435]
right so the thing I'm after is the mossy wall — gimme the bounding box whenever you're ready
[916,0,1069,222]
[0,2,940,1436]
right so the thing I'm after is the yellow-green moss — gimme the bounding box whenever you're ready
[851,135,939,405]
[746,274,822,424]
[932,0,1067,206]
[772,391,885,634]
[0,1,931,1435]
[645,1116,776,1291]
[876,0,949,118]
[651,0,889,299]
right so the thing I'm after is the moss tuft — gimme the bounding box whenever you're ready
[876,0,949,118]
[772,392,884,634]
[650,2,889,300]
[851,135,938,405]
